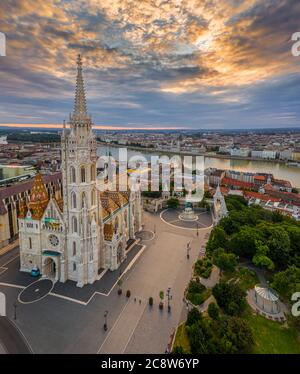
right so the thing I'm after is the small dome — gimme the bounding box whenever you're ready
[254,285,279,302]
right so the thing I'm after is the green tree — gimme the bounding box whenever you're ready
[212,282,246,316]
[271,265,300,299]
[229,226,262,258]
[271,211,284,223]
[220,316,254,353]
[159,290,164,301]
[206,226,228,254]
[187,322,208,353]
[225,195,248,211]
[186,281,207,306]
[213,248,237,273]
[266,226,291,268]
[194,257,213,278]
[252,241,274,270]
[285,225,300,267]
[220,214,242,235]
[186,307,202,327]
[208,302,219,320]
[187,319,214,354]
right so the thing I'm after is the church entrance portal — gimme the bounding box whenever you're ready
[43,257,56,280]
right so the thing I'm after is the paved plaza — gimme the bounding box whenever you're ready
[160,208,213,230]
[0,210,212,354]
[19,279,54,304]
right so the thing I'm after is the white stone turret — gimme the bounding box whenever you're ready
[61,55,99,287]
[213,184,228,224]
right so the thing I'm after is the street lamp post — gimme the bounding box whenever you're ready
[166,287,172,313]
[13,302,17,320]
[186,242,191,259]
[103,310,108,331]
[154,224,156,234]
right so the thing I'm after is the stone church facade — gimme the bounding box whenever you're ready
[18,55,142,287]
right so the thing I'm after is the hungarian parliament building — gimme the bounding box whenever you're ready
[17,55,143,287]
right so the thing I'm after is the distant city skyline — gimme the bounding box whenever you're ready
[1,1,300,129]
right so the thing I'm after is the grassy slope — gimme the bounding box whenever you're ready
[245,311,300,354]
[173,323,190,353]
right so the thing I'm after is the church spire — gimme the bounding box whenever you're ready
[73,54,87,116]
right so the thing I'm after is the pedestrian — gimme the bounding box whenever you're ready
[139,299,141,304]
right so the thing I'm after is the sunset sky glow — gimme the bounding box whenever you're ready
[1,0,300,130]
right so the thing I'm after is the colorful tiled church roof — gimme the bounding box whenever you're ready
[18,198,28,218]
[27,173,49,219]
[99,191,129,219]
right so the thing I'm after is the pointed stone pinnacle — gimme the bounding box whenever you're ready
[74,54,87,116]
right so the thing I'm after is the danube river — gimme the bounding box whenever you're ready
[0,164,34,181]
[97,145,300,188]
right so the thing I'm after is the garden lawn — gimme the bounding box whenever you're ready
[173,323,190,353]
[245,311,300,354]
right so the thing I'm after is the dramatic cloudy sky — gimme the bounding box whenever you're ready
[0,0,300,130]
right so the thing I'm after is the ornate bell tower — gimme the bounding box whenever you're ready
[61,55,99,287]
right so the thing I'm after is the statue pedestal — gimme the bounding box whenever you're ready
[179,207,198,221]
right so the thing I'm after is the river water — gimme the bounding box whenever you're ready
[97,145,300,188]
[0,164,34,181]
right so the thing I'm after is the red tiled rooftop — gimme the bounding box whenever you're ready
[222,177,254,189]
[254,175,266,181]
[244,191,280,202]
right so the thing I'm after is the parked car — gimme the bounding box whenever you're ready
[31,267,40,277]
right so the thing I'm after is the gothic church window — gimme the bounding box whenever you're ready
[71,192,77,208]
[70,166,76,183]
[29,237,32,249]
[72,216,78,233]
[81,166,86,183]
[73,242,76,256]
[91,165,96,180]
